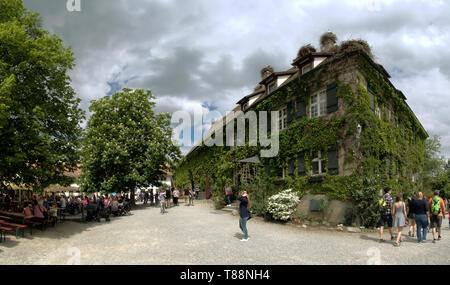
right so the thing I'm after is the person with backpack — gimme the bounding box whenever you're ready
[379,187,394,243]
[412,192,429,243]
[428,190,446,243]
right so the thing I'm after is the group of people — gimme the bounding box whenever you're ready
[139,187,200,214]
[0,192,71,228]
[0,191,134,226]
[84,193,131,221]
[379,188,448,246]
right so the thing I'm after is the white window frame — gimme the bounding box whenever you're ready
[311,150,325,176]
[375,107,381,119]
[279,107,288,130]
[386,103,392,122]
[309,90,327,118]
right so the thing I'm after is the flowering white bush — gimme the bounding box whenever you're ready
[267,189,301,221]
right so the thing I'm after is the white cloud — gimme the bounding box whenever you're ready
[23,0,450,158]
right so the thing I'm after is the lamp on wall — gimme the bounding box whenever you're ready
[356,123,362,139]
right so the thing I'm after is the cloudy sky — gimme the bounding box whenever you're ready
[22,0,450,158]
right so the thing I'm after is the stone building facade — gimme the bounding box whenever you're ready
[176,32,427,224]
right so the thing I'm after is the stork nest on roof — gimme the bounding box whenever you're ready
[297,44,317,58]
[339,39,374,59]
[260,65,274,79]
[320,31,338,50]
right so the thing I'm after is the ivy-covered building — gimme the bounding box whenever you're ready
[175,32,427,217]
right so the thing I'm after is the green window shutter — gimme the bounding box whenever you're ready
[297,151,306,176]
[368,87,375,110]
[267,111,271,134]
[265,160,271,176]
[288,160,294,178]
[327,144,339,175]
[296,97,306,120]
[326,82,338,114]
[287,101,294,125]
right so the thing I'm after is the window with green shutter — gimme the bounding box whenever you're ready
[298,151,306,176]
[288,159,294,178]
[327,144,339,175]
[368,87,375,111]
[287,101,294,125]
[296,96,306,120]
[326,82,338,114]
[265,160,271,176]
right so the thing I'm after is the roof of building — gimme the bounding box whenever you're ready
[184,37,428,157]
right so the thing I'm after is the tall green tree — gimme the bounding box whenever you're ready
[422,135,446,192]
[80,88,180,204]
[0,0,84,190]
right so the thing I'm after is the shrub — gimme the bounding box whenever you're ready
[349,176,381,228]
[266,189,301,221]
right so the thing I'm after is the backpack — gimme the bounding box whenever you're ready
[431,196,441,215]
[378,197,387,213]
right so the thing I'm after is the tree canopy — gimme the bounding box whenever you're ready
[80,88,180,199]
[0,0,84,190]
[422,135,446,191]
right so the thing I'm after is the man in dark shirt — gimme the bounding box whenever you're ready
[144,191,149,205]
[166,188,172,208]
[379,187,394,242]
[184,188,190,205]
[412,192,429,243]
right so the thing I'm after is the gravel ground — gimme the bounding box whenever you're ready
[1,201,449,265]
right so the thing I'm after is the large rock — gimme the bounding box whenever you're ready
[294,193,354,225]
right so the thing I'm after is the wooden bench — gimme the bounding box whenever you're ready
[0,215,13,221]
[0,226,13,242]
[61,212,70,222]
[25,221,43,235]
[0,221,28,238]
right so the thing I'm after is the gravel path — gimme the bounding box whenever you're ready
[1,201,449,265]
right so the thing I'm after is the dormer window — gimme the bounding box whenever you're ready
[268,82,276,94]
[302,63,313,74]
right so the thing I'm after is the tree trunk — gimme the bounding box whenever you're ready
[130,188,136,206]
[189,169,195,190]
[206,173,211,199]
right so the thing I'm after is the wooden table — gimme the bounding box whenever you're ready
[0,211,34,224]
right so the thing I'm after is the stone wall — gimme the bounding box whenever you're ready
[294,192,354,224]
